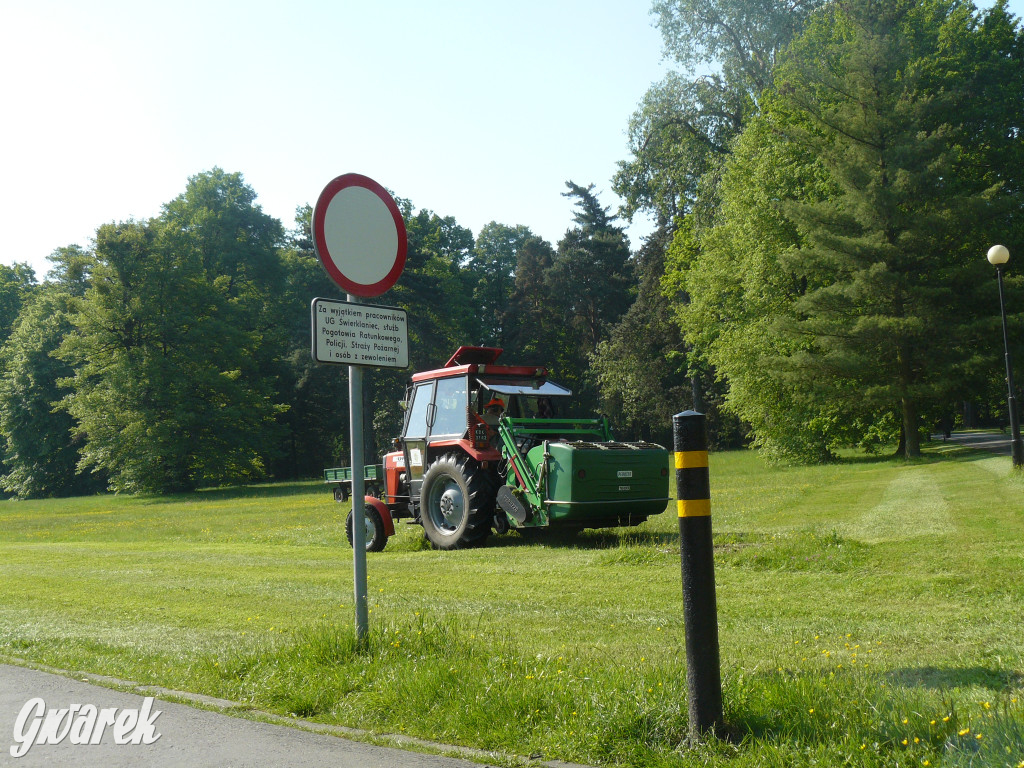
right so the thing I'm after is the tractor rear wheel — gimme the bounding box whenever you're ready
[420,455,494,549]
[346,505,388,552]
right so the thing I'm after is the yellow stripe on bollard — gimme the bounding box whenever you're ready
[675,450,709,469]
[677,498,711,518]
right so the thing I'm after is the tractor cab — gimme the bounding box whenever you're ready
[397,347,567,492]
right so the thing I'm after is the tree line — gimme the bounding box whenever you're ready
[2,0,1022,498]
[0,172,675,497]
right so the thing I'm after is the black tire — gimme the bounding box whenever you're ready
[419,455,495,550]
[333,485,349,503]
[346,505,388,552]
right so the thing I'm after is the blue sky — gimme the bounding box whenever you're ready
[1,0,1021,280]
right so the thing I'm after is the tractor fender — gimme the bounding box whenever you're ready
[365,496,395,537]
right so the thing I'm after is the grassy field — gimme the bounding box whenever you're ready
[1,442,1023,767]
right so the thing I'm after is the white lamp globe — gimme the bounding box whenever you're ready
[988,244,1010,266]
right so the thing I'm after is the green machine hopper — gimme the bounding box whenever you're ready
[496,417,670,531]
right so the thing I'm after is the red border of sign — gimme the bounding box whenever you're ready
[312,173,408,297]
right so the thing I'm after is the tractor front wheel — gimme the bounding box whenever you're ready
[420,455,494,549]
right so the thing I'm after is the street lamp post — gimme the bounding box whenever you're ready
[987,244,1023,468]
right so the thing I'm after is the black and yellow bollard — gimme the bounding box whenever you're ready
[673,410,723,741]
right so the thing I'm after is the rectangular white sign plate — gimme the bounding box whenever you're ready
[311,297,409,369]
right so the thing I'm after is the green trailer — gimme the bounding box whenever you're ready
[324,464,385,502]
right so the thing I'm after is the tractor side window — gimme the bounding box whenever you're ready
[431,376,468,437]
[404,383,432,440]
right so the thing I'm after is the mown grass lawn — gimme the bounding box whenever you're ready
[1,442,1022,767]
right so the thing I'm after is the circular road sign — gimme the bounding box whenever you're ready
[312,173,408,297]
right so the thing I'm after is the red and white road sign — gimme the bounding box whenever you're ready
[312,173,407,297]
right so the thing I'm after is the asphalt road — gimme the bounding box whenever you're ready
[931,429,1012,455]
[0,664,551,768]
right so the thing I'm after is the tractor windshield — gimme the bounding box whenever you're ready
[475,377,571,420]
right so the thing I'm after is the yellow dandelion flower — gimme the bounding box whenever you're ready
[902,739,909,746]
[958,728,970,736]
[809,709,814,714]
[903,718,909,724]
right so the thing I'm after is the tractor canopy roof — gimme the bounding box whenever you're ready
[411,346,549,383]
[475,377,571,398]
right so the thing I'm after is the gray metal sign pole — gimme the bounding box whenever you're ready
[348,294,369,644]
[311,174,408,649]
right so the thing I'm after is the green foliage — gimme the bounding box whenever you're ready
[274,205,351,476]
[45,245,93,297]
[671,105,850,461]
[58,170,288,493]
[0,262,37,346]
[592,227,692,443]
[542,184,634,412]
[503,235,560,363]
[615,0,824,224]
[671,0,1024,461]
[0,286,104,498]
[468,222,536,347]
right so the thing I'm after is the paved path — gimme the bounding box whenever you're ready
[1,663,569,768]
[931,430,1012,455]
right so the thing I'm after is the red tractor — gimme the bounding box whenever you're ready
[326,346,670,550]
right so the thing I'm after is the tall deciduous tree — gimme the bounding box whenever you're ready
[58,170,288,492]
[615,0,824,226]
